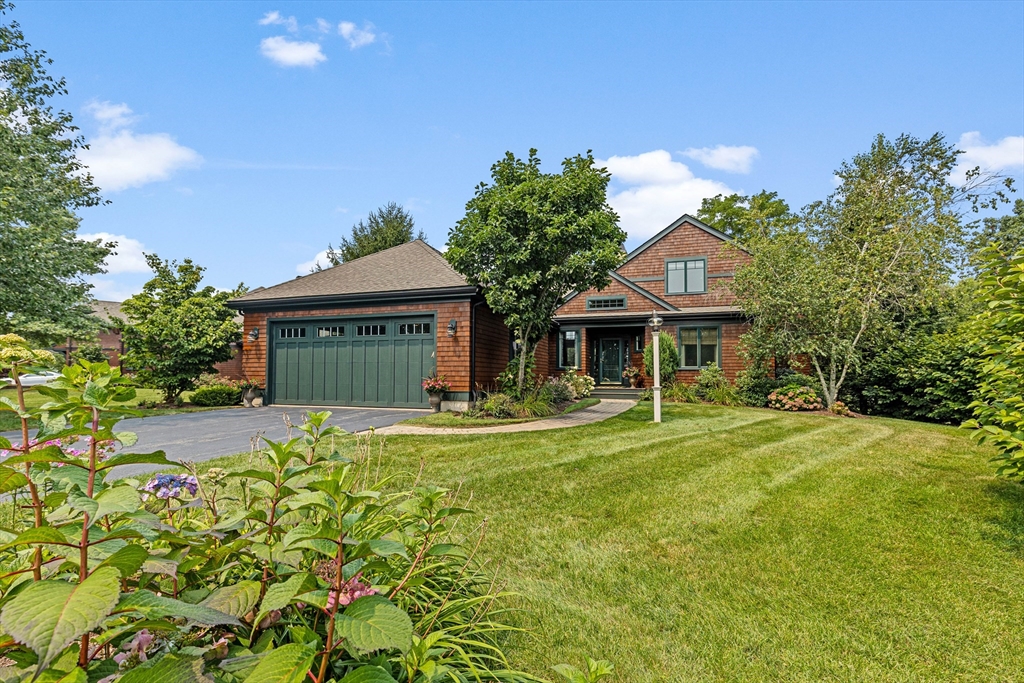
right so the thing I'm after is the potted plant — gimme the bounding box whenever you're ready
[238,378,263,407]
[623,365,642,388]
[422,373,451,412]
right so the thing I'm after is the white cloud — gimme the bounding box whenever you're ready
[681,144,760,174]
[78,101,201,192]
[954,132,1024,183]
[259,10,298,33]
[79,232,150,274]
[260,36,327,67]
[297,250,331,274]
[339,21,376,49]
[600,150,736,240]
[87,278,144,303]
[316,18,332,33]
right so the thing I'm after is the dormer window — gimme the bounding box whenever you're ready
[666,258,706,294]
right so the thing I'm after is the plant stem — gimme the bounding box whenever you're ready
[13,369,44,581]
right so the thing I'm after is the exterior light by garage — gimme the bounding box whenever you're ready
[247,327,259,342]
[647,309,664,424]
[447,319,458,337]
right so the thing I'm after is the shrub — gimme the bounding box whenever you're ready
[520,393,555,417]
[705,384,745,406]
[829,399,852,416]
[544,376,575,403]
[768,385,823,411]
[70,342,108,364]
[190,384,241,406]
[482,392,518,418]
[736,370,816,407]
[663,382,699,403]
[694,363,729,398]
[643,332,679,385]
[638,388,654,401]
[564,369,595,398]
[497,353,535,398]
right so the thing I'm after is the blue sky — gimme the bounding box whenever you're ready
[12,1,1024,300]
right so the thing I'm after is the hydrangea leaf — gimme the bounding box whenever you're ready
[339,666,399,683]
[199,581,261,619]
[333,595,412,654]
[242,643,316,683]
[116,590,240,626]
[118,653,213,683]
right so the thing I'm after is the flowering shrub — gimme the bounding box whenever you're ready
[768,385,824,411]
[422,373,451,393]
[829,399,852,416]
[563,369,595,398]
[544,375,576,403]
[140,473,199,500]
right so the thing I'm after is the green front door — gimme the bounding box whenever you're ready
[598,338,623,384]
[270,316,435,407]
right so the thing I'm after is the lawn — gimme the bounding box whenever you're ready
[0,386,236,432]
[400,397,601,428]
[190,403,1024,681]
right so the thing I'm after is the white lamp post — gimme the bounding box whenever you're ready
[648,309,663,423]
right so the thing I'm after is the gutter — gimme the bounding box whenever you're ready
[227,285,480,312]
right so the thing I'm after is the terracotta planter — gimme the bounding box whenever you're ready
[428,392,443,412]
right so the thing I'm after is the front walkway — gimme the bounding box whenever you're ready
[375,398,636,435]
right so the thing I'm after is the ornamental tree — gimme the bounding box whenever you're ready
[696,190,798,243]
[447,150,626,391]
[0,2,111,343]
[120,255,244,403]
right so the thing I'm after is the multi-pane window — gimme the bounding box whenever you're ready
[356,324,387,337]
[316,326,345,337]
[558,329,579,369]
[398,322,431,335]
[586,296,627,310]
[279,327,306,339]
[666,259,706,294]
[679,327,719,368]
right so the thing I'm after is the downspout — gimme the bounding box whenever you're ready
[470,298,485,407]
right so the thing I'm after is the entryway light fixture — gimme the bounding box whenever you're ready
[647,310,664,423]
[447,319,458,337]
[247,327,260,342]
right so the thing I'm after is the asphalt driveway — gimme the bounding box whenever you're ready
[3,406,427,479]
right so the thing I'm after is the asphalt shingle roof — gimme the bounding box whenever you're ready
[229,240,470,305]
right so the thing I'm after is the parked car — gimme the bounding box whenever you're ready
[1,370,60,388]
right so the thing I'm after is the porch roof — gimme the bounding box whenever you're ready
[553,305,744,326]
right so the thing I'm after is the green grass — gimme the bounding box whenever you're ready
[399,397,601,428]
[0,386,237,432]
[175,404,1024,680]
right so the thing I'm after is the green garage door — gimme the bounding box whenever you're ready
[270,316,435,407]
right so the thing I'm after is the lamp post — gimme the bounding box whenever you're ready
[648,309,663,423]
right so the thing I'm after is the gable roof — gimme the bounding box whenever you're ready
[622,213,744,267]
[229,240,472,307]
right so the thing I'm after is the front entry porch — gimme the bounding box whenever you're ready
[586,326,646,386]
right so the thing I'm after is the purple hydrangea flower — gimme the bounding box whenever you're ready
[141,473,199,501]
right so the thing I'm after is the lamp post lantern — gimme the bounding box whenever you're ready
[647,309,664,423]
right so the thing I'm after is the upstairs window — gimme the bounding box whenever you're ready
[679,327,719,368]
[356,324,387,336]
[558,329,579,369]
[279,327,306,339]
[666,258,706,294]
[586,296,627,310]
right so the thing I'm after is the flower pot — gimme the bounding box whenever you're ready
[629,377,639,388]
[428,392,443,413]
[243,387,261,408]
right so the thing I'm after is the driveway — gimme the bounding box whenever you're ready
[3,406,427,479]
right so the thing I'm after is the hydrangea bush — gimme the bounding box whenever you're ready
[768,385,824,411]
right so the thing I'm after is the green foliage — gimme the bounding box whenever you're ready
[642,332,679,385]
[0,361,552,682]
[662,382,699,404]
[0,3,111,344]
[190,384,242,407]
[768,385,824,411]
[552,656,614,683]
[447,149,626,392]
[735,370,815,407]
[732,133,1014,408]
[324,202,424,267]
[497,354,535,399]
[970,198,1024,258]
[120,254,244,403]
[562,369,595,399]
[543,376,575,404]
[70,342,107,365]
[693,363,743,406]
[697,190,797,243]
[963,246,1024,477]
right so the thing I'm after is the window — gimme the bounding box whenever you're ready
[586,296,627,310]
[666,258,706,294]
[356,324,387,336]
[635,335,643,353]
[279,327,306,339]
[398,322,431,335]
[558,329,579,369]
[679,327,719,368]
[316,326,345,337]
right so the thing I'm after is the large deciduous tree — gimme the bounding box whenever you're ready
[732,133,1013,408]
[323,202,424,266]
[696,190,797,243]
[0,2,111,344]
[447,149,626,391]
[120,255,244,403]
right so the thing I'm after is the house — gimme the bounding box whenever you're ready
[52,300,125,368]
[227,240,509,410]
[227,214,749,409]
[540,214,751,386]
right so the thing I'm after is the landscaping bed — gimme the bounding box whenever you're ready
[401,397,600,428]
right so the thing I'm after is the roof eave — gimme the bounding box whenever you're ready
[227,285,480,312]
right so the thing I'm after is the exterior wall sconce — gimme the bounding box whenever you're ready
[247,327,260,342]
[447,319,458,337]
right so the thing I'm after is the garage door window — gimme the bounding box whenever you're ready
[316,326,345,337]
[279,327,306,338]
[398,323,431,335]
[356,324,387,336]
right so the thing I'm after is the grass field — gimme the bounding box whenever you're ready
[0,386,235,432]
[182,404,1024,680]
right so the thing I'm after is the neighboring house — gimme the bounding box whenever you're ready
[53,300,125,368]
[228,215,750,409]
[227,240,509,410]
[542,214,751,386]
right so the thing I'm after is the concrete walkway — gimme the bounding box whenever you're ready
[375,398,635,435]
